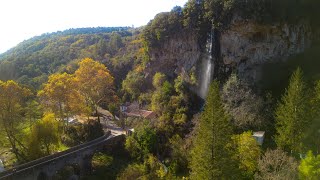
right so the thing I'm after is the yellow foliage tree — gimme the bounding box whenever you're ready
[0,80,31,160]
[38,73,85,123]
[27,113,60,160]
[74,58,114,120]
[232,131,261,178]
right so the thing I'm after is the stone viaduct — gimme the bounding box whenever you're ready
[0,131,125,180]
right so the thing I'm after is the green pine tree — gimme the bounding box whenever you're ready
[275,68,311,154]
[305,80,320,152]
[190,81,240,179]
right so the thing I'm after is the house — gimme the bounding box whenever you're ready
[125,109,156,119]
[252,131,265,145]
[120,102,130,113]
[125,128,134,136]
[120,102,156,119]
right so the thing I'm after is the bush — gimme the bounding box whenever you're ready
[255,149,298,179]
[64,119,104,146]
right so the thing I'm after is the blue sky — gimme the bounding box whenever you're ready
[0,0,188,54]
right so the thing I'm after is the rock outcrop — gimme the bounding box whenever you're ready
[146,30,201,80]
[221,14,312,81]
[146,14,312,84]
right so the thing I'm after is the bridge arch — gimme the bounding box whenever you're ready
[37,171,48,180]
[53,164,80,179]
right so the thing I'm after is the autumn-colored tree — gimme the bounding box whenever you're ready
[27,113,60,160]
[38,73,84,124]
[232,131,261,178]
[0,80,31,161]
[74,58,115,121]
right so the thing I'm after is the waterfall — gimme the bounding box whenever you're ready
[198,31,214,99]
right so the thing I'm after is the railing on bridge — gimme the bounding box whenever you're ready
[0,131,112,179]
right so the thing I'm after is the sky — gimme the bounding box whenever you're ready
[0,0,188,54]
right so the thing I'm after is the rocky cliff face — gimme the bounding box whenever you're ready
[221,15,312,82]
[146,14,312,85]
[146,30,200,80]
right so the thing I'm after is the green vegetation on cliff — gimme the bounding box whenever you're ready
[143,0,320,52]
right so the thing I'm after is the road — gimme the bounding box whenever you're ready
[101,116,126,136]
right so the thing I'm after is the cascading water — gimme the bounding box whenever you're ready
[198,31,214,99]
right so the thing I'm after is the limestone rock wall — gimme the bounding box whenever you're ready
[146,14,312,84]
[146,30,200,79]
[221,15,312,81]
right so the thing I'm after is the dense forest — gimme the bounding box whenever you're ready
[1,0,320,179]
[0,26,144,91]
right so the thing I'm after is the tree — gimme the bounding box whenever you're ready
[305,80,320,153]
[27,113,60,160]
[38,73,84,123]
[183,0,205,28]
[25,100,42,128]
[122,71,145,100]
[151,73,189,132]
[231,131,261,178]
[152,72,167,89]
[74,58,114,121]
[189,81,240,179]
[95,38,107,57]
[108,32,123,55]
[117,154,165,179]
[299,151,320,179]
[125,125,157,161]
[0,80,31,161]
[82,119,104,141]
[222,74,268,131]
[64,119,104,146]
[151,73,174,130]
[117,163,145,180]
[168,134,189,175]
[275,68,311,154]
[203,0,236,22]
[255,149,298,179]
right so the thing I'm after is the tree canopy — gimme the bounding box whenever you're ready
[190,81,240,179]
[275,68,311,154]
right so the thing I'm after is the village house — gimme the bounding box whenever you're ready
[120,101,156,119]
[252,131,265,145]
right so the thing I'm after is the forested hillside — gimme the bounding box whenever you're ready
[0,0,320,179]
[0,27,146,90]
